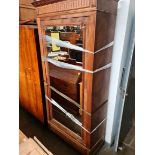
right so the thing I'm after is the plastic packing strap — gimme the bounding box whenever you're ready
[43,57,112,74]
[46,95,82,126]
[94,41,114,54]
[45,35,114,55]
[45,35,92,54]
[45,95,107,134]
[46,84,91,116]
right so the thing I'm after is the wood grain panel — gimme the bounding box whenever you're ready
[94,12,116,63]
[91,102,107,130]
[19,7,36,21]
[97,0,117,14]
[20,0,34,6]
[19,0,36,21]
[34,0,91,14]
[90,121,106,147]
[92,68,111,110]
[94,47,113,70]
[32,0,117,14]
[19,26,44,123]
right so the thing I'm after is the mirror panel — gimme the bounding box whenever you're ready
[45,26,84,136]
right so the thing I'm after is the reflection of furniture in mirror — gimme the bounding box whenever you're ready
[49,63,82,115]
[60,32,80,44]
[46,27,83,63]
[51,32,61,51]
[44,25,83,137]
[32,0,118,154]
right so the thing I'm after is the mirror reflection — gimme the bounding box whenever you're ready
[45,26,83,136]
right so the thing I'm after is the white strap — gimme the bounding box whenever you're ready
[94,41,114,54]
[83,41,114,54]
[46,96,106,134]
[46,96,82,126]
[43,57,111,73]
[49,85,91,116]
[45,35,113,54]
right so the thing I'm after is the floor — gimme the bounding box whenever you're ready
[19,106,135,155]
[122,124,135,151]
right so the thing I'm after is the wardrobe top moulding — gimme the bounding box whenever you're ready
[32,0,118,17]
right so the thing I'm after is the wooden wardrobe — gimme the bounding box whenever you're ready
[19,0,36,21]
[32,0,118,154]
[19,25,45,123]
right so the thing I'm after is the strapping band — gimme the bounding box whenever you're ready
[94,41,114,54]
[45,84,91,116]
[45,95,106,134]
[44,35,113,55]
[43,57,111,74]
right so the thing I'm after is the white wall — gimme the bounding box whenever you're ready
[105,0,135,144]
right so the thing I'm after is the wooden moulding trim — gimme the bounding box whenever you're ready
[38,19,53,121]
[89,137,104,154]
[39,15,89,31]
[46,95,107,133]
[20,4,36,10]
[48,120,105,154]
[43,20,83,27]
[32,0,66,7]
[48,119,83,144]
[34,1,118,16]
[48,129,88,154]
[38,9,96,21]
[35,0,94,15]
[36,8,117,19]
[32,0,95,8]
[48,120,89,154]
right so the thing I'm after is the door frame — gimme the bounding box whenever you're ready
[105,0,135,151]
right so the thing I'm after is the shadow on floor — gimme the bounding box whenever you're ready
[19,106,134,155]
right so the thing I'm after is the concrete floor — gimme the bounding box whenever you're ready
[19,106,135,155]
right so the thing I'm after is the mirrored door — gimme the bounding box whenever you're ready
[44,25,84,136]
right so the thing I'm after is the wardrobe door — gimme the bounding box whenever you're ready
[19,25,44,122]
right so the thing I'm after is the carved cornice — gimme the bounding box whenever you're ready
[32,0,118,15]
[32,0,65,7]
[36,0,96,15]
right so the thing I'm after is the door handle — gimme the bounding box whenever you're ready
[120,67,127,98]
[120,67,125,90]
